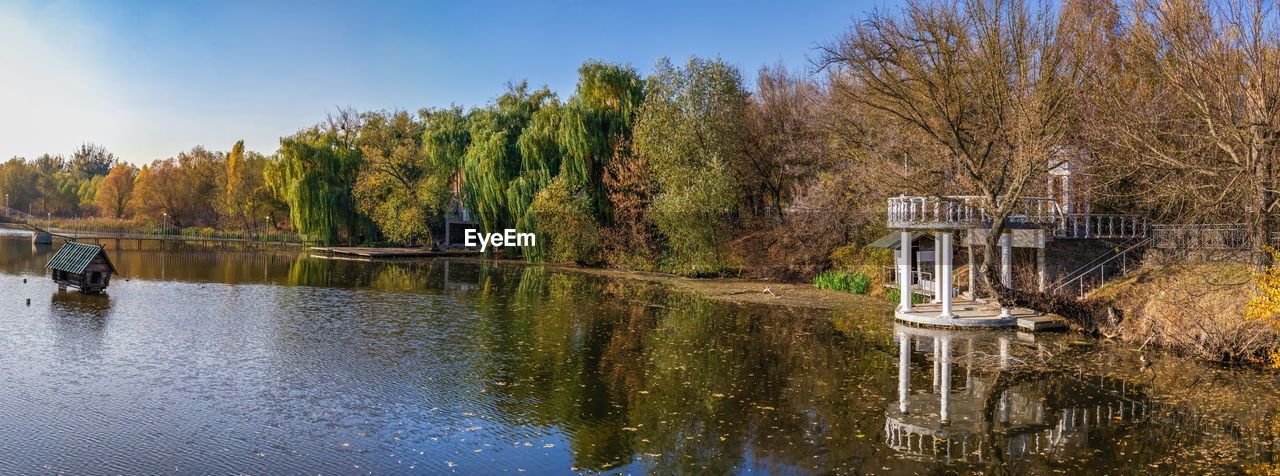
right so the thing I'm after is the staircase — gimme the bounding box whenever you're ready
[1048,237,1153,298]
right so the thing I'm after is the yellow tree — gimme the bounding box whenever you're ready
[94,163,138,219]
[222,140,254,231]
[1247,246,1280,365]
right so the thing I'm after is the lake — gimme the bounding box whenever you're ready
[0,229,1277,474]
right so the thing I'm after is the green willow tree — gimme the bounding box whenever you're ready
[268,112,374,245]
[461,83,557,238]
[557,61,645,218]
[521,61,644,262]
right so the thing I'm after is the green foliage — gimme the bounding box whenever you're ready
[422,106,471,171]
[268,119,374,245]
[525,176,601,263]
[69,143,117,179]
[634,57,749,275]
[558,61,645,215]
[353,110,453,244]
[813,270,871,294]
[885,287,927,305]
[461,82,558,236]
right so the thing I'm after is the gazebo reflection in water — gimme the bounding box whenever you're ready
[885,325,1152,465]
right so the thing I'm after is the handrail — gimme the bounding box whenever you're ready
[1150,224,1248,249]
[0,206,37,222]
[1048,236,1145,289]
[1051,237,1152,297]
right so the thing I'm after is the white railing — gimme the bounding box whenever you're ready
[887,196,1063,229]
[1055,214,1149,239]
[1150,224,1248,249]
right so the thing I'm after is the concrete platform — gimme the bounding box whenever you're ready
[1017,315,1068,331]
[893,299,1041,328]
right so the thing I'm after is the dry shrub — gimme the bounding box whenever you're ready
[1095,261,1280,363]
[723,213,834,281]
[601,146,662,271]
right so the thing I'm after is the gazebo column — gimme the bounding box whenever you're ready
[968,235,977,301]
[932,238,942,303]
[937,231,955,318]
[899,230,913,312]
[1036,230,1047,292]
[999,231,1013,318]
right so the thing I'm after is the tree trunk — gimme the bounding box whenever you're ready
[1250,146,1273,270]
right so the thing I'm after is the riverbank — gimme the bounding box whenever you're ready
[1092,261,1280,365]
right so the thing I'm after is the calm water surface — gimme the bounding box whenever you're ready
[1,229,1279,474]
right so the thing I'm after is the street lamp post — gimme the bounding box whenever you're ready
[162,212,167,234]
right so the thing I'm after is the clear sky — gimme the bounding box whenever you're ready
[0,0,871,164]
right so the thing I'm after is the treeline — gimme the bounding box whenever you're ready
[3,0,1277,281]
[0,142,286,232]
[262,58,861,277]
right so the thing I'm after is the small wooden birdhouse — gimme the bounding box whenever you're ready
[45,242,117,294]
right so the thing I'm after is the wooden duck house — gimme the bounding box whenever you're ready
[45,242,117,293]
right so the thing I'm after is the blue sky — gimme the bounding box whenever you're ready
[1,0,870,164]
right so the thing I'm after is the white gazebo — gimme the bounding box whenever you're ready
[886,196,1060,327]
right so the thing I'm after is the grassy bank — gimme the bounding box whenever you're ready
[1092,261,1280,364]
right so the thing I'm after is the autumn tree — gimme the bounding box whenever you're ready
[221,140,254,230]
[95,163,138,219]
[131,159,189,225]
[353,110,453,244]
[740,64,827,217]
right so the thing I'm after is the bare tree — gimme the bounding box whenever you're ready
[820,0,1084,300]
[1086,0,1280,268]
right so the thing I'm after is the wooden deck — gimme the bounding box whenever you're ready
[310,247,481,259]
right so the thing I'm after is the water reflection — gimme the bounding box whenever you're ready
[49,291,112,356]
[0,230,1278,473]
[886,325,1180,470]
